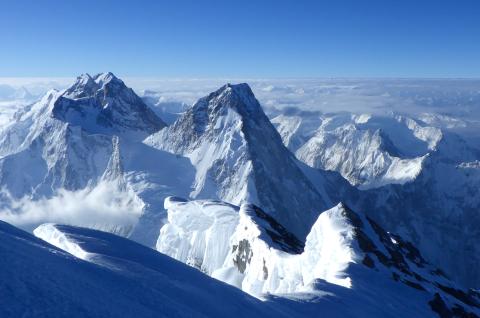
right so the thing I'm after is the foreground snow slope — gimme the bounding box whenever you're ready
[36,218,480,318]
[1,219,290,318]
[157,197,480,317]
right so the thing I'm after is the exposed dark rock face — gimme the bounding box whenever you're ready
[435,284,480,308]
[233,239,253,274]
[263,258,268,280]
[250,205,304,254]
[430,293,454,318]
[362,255,375,268]
[429,293,479,318]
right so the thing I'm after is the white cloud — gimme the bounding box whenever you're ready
[0,181,144,235]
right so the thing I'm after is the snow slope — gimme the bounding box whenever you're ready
[157,197,480,317]
[1,219,289,318]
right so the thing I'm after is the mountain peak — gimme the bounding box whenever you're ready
[64,72,125,99]
[208,82,262,116]
[64,73,98,98]
[223,82,252,94]
[93,72,123,87]
[77,73,94,83]
[52,72,166,138]
[145,83,333,239]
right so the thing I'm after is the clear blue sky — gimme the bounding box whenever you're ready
[0,0,479,77]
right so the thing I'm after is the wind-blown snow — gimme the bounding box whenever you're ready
[0,180,144,234]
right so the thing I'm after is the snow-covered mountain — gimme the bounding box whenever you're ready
[0,75,343,245]
[356,132,480,288]
[0,84,36,101]
[145,83,344,238]
[0,73,186,243]
[273,110,480,289]
[156,196,480,317]
[272,112,441,189]
[54,72,166,139]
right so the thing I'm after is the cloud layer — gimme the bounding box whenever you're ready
[126,78,480,120]
[1,77,479,119]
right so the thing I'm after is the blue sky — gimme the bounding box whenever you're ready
[0,0,479,77]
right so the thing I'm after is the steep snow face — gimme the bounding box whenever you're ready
[301,204,358,288]
[157,197,480,317]
[273,112,439,189]
[220,203,356,294]
[158,199,357,295]
[0,118,117,198]
[146,83,337,238]
[1,220,286,318]
[53,73,166,140]
[158,197,240,274]
[0,89,61,158]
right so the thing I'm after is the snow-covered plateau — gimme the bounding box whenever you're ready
[0,73,479,317]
